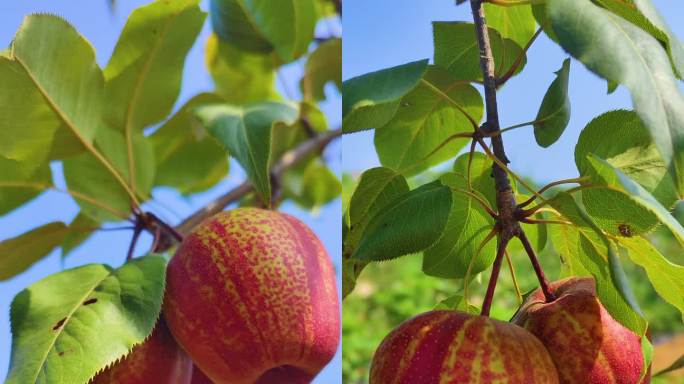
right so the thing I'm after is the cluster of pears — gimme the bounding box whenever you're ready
[91,208,341,384]
[369,277,648,384]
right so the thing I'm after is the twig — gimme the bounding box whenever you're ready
[480,237,508,316]
[496,27,543,87]
[452,187,498,218]
[517,231,555,302]
[126,221,144,261]
[174,128,341,237]
[518,177,587,208]
[463,226,499,306]
[505,249,523,305]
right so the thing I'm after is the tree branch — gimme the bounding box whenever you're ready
[469,0,555,304]
[174,128,341,237]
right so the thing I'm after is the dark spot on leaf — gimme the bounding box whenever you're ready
[58,351,65,356]
[83,298,98,306]
[53,318,66,331]
[618,224,632,237]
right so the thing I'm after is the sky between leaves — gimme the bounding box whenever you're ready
[0,1,342,382]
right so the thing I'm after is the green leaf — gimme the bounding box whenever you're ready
[483,3,536,47]
[342,59,429,133]
[595,0,684,79]
[104,0,205,134]
[549,192,647,335]
[63,127,153,221]
[343,167,408,298]
[452,151,497,206]
[151,93,229,194]
[284,159,341,209]
[195,102,299,204]
[618,236,684,321]
[6,256,166,384]
[375,66,484,174]
[0,156,52,216]
[62,213,100,259]
[585,154,684,246]
[575,110,679,208]
[546,0,684,194]
[0,222,69,280]
[433,22,526,82]
[422,173,496,279]
[532,4,559,43]
[581,187,659,237]
[353,180,452,262]
[0,14,104,168]
[210,0,316,63]
[345,167,410,253]
[534,58,571,148]
[301,38,341,101]
[205,34,280,105]
[434,294,480,314]
[639,335,653,382]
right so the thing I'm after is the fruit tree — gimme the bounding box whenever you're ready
[342,0,684,382]
[0,0,342,383]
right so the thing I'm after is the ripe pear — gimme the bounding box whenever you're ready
[512,277,648,384]
[164,208,340,384]
[90,318,192,384]
[370,310,559,383]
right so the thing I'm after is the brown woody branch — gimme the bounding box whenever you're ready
[469,0,554,306]
[151,128,341,250]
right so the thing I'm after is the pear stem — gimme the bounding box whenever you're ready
[518,231,555,302]
[480,237,508,316]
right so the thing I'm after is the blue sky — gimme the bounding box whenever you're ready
[343,0,684,185]
[0,1,341,382]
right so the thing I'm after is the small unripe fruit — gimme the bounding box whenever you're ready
[370,310,559,384]
[164,208,340,384]
[90,318,192,384]
[512,277,648,384]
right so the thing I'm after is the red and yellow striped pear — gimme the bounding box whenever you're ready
[164,208,340,384]
[370,310,559,384]
[512,277,648,384]
[90,318,192,384]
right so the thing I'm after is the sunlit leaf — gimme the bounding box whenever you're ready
[433,22,526,82]
[343,59,429,133]
[104,0,205,134]
[353,180,452,262]
[6,257,166,384]
[0,222,69,280]
[534,58,571,148]
[483,3,536,47]
[595,0,684,78]
[549,192,647,335]
[63,125,152,221]
[195,102,299,204]
[0,157,51,216]
[375,66,483,174]
[585,155,684,246]
[546,0,684,194]
[345,167,409,252]
[422,173,496,279]
[62,213,100,259]
[151,93,229,194]
[618,236,684,321]
[301,38,341,101]
[434,294,480,314]
[0,15,104,169]
[210,0,316,63]
[205,34,279,105]
[575,110,679,208]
